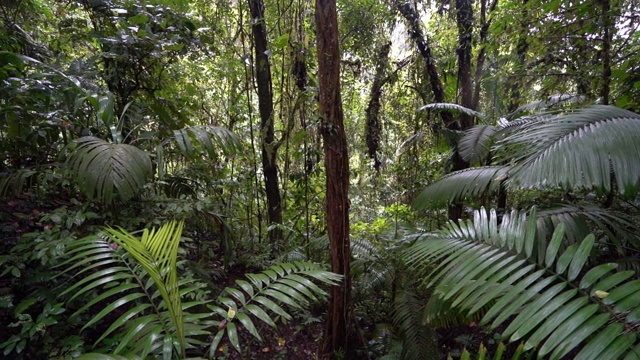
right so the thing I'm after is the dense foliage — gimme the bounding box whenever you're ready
[1,0,639,359]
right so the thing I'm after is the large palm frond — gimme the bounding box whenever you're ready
[536,204,640,256]
[413,166,508,210]
[173,125,242,159]
[458,125,498,164]
[407,208,640,359]
[59,222,340,358]
[392,287,439,360]
[500,105,640,196]
[56,221,208,358]
[66,136,153,203]
[418,103,486,122]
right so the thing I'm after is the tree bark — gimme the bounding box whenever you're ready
[600,0,612,105]
[448,0,475,220]
[315,1,363,358]
[248,0,283,249]
[395,0,454,131]
[507,0,529,113]
[365,42,391,172]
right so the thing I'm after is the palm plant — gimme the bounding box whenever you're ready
[57,220,340,358]
[408,208,640,359]
[414,105,640,255]
[406,105,640,358]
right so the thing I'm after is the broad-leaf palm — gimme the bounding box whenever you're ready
[408,208,640,359]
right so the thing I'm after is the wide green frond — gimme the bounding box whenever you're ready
[208,261,340,354]
[458,125,499,164]
[418,102,486,122]
[102,221,186,356]
[66,136,153,203]
[536,204,640,257]
[407,207,640,359]
[392,288,439,360]
[0,169,36,197]
[500,106,640,197]
[413,166,508,210]
[507,94,586,120]
[173,125,242,159]
[56,222,210,358]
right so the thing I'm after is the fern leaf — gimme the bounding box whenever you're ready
[208,262,340,355]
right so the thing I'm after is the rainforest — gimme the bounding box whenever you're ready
[1,0,640,359]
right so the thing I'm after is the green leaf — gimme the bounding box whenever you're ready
[567,234,595,281]
[227,322,240,352]
[574,323,625,360]
[236,312,260,340]
[579,263,618,289]
[545,223,565,268]
[243,304,276,328]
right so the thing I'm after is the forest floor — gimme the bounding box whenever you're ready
[1,195,496,359]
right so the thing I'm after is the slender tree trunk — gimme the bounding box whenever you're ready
[248,0,283,250]
[472,0,498,109]
[395,0,454,130]
[365,42,391,172]
[315,1,364,358]
[600,0,612,105]
[507,0,528,113]
[448,0,475,220]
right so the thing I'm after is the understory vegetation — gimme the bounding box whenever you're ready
[1,0,640,359]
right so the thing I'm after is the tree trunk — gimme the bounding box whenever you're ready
[248,0,283,250]
[600,0,612,105]
[365,42,391,172]
[449,0,475,220]
[315,1,364,358]
[507,0,529,113]
[395,0,454,131]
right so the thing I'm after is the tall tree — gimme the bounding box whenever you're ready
[248,0,283,249]
[315,0,363,358]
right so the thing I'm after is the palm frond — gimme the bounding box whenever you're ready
[0,168,36,197]
[500,106,640,197]
[208,261,341,354]
[413,166,508,210]
[66,136,152,203]
[507,94,586,119]
[101,221,186,356]
[55,222,208,358]
[407,207,640,359]
[392,288,439,360]
[173,125,242,159]
[458,125,499,164]
[418,103,486,122]
[536,204,640,257]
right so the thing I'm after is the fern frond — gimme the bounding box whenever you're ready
[66,136,152,203]
[56,222,207,358]
[0,169,36,197]
[208,261,341,354]
[413,166,508,210]
[407,207,640,359]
